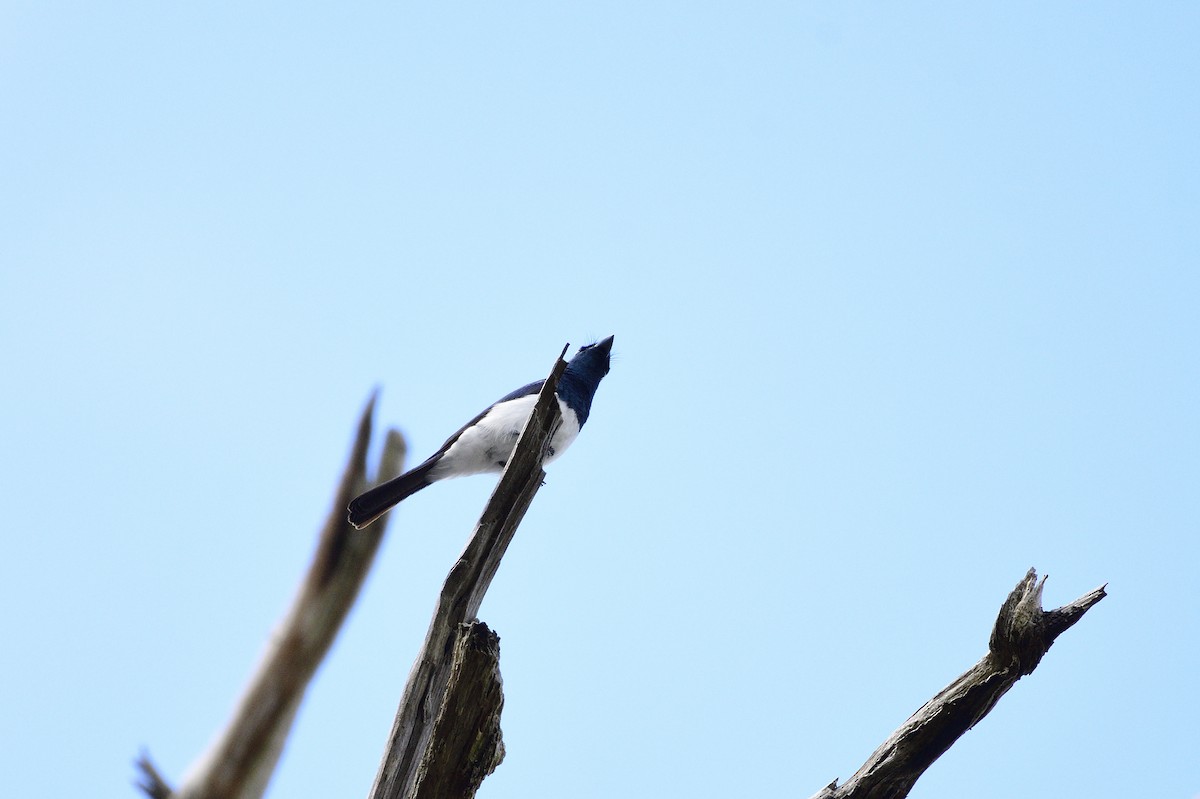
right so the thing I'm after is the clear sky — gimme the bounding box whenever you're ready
[1,3,1196,798]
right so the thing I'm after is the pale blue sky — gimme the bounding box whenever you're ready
[1,3,1197,798]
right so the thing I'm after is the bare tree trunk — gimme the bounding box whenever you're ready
[809,569,1106,799]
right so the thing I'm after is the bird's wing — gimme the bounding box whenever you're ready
[433,379,545,455]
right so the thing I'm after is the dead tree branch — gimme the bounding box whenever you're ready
[810,568,1107,799]
[368,345,570,799]
[137,392,407,799]
[411,621,505,799]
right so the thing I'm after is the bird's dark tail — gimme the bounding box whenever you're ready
[347,457,439,529]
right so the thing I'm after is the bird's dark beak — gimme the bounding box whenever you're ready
[597,335,614,352]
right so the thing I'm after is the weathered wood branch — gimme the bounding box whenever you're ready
[810,568,1107,799]
[368,345,570,799]
[412,621,506,799]
[137,393,407,799]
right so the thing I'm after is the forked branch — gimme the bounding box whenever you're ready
[137,393,407,799]
[810,569,1106,799]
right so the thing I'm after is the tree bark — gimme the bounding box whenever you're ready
[411,621,506,799]
[809,569,1107,799]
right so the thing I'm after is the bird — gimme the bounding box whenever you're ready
[347,336,613,528]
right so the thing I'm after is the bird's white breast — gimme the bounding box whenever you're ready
[433,395,581,480]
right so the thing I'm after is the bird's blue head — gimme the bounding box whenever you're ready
[558,335,613,426]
